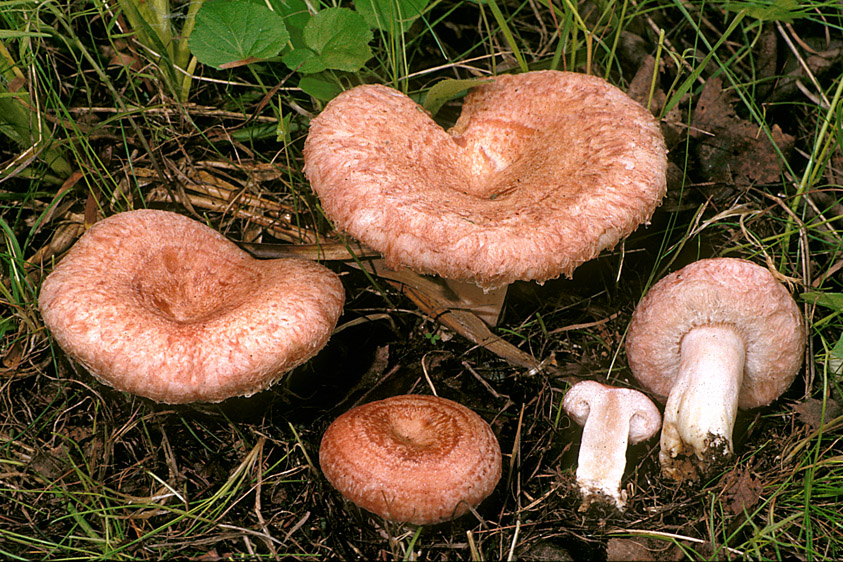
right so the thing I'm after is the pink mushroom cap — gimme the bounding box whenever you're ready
[626,258,805,409]
[319,394,502,525]
[303,70,667,290]
[39,209,345,404]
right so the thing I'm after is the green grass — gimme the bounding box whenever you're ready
[1,0,842,559]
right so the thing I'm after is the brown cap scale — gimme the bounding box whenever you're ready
[562,381,661,511]
[319,395,502,525]
[626,258,805,480]
[303,70,667,290]
[39,209,345,404]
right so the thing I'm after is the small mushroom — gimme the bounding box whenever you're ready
[626,258,805,481]
[304,70,667,292]
[319,394,501,525]
[562,381,661,511]
[39,209,345,404]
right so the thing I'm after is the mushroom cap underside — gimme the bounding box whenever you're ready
[563,380,662,444]
[319,394,502,525]
[304,70,668,290]
[39,209,345,404]
[626,258,805,409]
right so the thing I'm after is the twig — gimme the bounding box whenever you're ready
[609,528,746,556]
[421,353,439,397]
[547,312,619,335]
[462,360,510,402]
[776,21,830,108]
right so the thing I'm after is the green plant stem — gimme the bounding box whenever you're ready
[484,0,528,73]
[0,40,72,179]
[116,0,201,101]
[781,75,843,262]
[604,0,629,80]
[663,6,746,114]
[176,0,205,71]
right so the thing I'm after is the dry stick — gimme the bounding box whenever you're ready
[404,53,500,81]
[784,22,822,55]
[240,240,378,261]
[609,529,746,557]
[146,188,318,244]
[67,104,282,124]
[253,439,278,558]
[462,360,511,402]
[547,312,619,336]
[168,162,296,215]
[161,159,306,237]
[421,353,440,397]
[777,21,831,108]
[390,274,539,372]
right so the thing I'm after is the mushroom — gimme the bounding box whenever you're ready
[562,381,661,511]
[303,70,667,292]
[38,209,345,404]
[625,258,805,481]
[319,394,501,525]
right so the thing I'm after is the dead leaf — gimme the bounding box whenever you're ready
[793,397,842,431]
[722,467,763,515]
[692,76,794,188]
[1,340,23,373]
[607,538,655,561]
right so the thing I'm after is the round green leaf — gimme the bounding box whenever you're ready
[191,0,290,69]
[302,8,373,73]
[355,0,431,33]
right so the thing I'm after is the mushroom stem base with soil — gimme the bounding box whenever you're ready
[660,325,745,480]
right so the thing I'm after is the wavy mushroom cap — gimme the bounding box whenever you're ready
[319,394,502,525]
[39,209,345,404]
[626,257,805,409]
[304,70,668,290]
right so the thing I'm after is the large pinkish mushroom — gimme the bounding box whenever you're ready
[626,258,805,481]
[562,381,661,511]
[319,394,501,525]
[39,209,345,404]
[303,70,667,292]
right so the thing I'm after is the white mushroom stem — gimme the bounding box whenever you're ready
[563,382,661,511]
[576,394,633,508]
[660,325,746,471]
